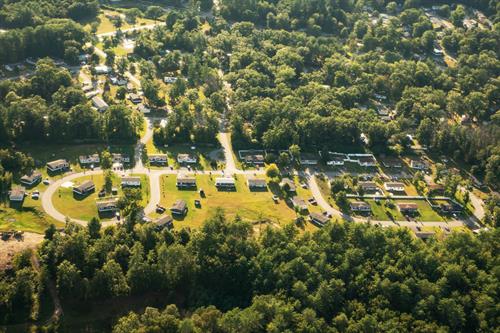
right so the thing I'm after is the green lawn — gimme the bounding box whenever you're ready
[145,140,222,171]
[85,10,158,35]
[153,174,299,230]
[0,195,62,233]
[356,199,445,222]
[52,173,149,222]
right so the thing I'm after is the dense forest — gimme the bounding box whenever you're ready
[131,1,500,187]
[0,212,498,332]
[0,59,143,144]
[0,0,99,28]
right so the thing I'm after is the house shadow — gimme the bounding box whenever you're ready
[216,187,237,192]
[9,200,25,210]
[73,190,94,201]
[98,211,117,219]
[249,187,268,193]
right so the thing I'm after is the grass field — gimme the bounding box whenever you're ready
[153,174,301,230]
[52,173,149,222]
[85,10,158,35]
[145,139,223,171]
[356,199,445,222]
[0,195,62,233]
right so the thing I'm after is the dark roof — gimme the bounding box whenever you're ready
[280,178,296,191]
[171,199,187,212]
[74,180,95,193]
[155,215,173,228]
[96,200,117,210]
[360,181,377,189]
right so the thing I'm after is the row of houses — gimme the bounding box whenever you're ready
[176,175,267,191]
[349,201,420,214]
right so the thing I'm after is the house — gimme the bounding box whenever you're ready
[247,178,267,189]
[359,182,378,192]
[347,154,377,167]
[110,77,127,86]
[129,93,142,104]
[97,199,118,213]
[291,196,308,212]
[177,153,197,164]
[215,177,236,188]
[381,157,402,168]
[439,202,462,214]
[92,96,109,112]
[137,104,151,114]
[350,201,371,212]
[154,215,173,230]
[9,188,25,203]
[279,178,296,192]
[112,153,130,164]
[310,212,330,226]
[47,159,69,173]
[170,199,188,216]
[428,183,445,195]
[73,180,95,196]
[397,203,418,214]
[299,153,319,165]
[94,65,110,74]
[79,154,100,165]
[176,175,197,188]
[20,171,42,187]
[121,177,141,187]
[149,154,168,165]
[164,76,178,84]
[384,182,405,192]
[410,159,428,170]
[243,154,265,165]
[325,152,346,166]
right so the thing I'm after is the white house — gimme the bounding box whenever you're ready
[94,65,110,74]
[47,159,69,173]
[215,177,236,188]
[121,177,141,187]
[177,153,197,164]
[97,199,118,213]
[384,182,405,192]
[149,154,168,165]
[347,154,377,167]
[112,153,130,164]
[79,154,100,165]
[164,76,178,84]
[325,152,347,166]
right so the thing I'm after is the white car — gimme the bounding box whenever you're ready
[43,179,50,185]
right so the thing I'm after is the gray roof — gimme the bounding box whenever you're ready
[171,199,187,213]
[74,180,95,193]
[248,178,267,187]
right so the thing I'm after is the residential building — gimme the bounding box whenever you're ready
[279,178,296,192]
[397,203,418,214]
[79,154,100,165]
[170,199,188,216]
[137,104,151,114]
[350,201,371,212]
[149,154,168,165]
[299,153,319,165]
[215,177,236,188]
[177,153,197,164]
[410,159,428,170]
[47,159,69,173]
[20,171,42,187]
[121,177,141,187]
[94,65,110,74]
[291,196,308,212]
[310,212,330,226]
[9,188,25,203]
[164,76,178,84]
[243,154,265,165]
[247,178,267,189]
[347,154,377,167]
[129,93,142,104]
[176,175,197,188]
[384,182,405,192]
[325,152,346,166]
[73,180,95,196]
[112,153,130,164]
[428,183,445,195]
[92,96,109,112]
[154,215,173,230]
[359,181,378,192]
[381,157,402,168]
[97,199,118,213]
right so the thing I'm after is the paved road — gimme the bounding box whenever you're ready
[218,132,237,174]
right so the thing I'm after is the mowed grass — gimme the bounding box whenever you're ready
[355,199,445,222]
[146,139,223,171]
[85,11,158,35]
[0,195,62,233]
[153,175,299,229]
[52,173,149,222]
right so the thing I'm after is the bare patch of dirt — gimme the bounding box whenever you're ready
[0,232,44,270]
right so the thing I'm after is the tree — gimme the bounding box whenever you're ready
[104,170,113,194]
[289,144,300,161]
[145,6,163,20]
[88,217,101,239]
[101,150,112,170]
[265,163,280,178]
